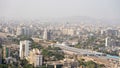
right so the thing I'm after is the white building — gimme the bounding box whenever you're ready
[16,27,23,36]
[105,37,117,47]
[35,55,43,67]
[62,28,75,36]
[19,40,30,59]
[4,27,10,33]
[43,29,51,40]
[105,37,109,47]
[27,49,43,67]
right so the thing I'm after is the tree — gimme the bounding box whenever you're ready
[23,64,33,68]
[41,47,64,61]
[85,61,97,68]
[78,60,105,68]
[0,64,8,68]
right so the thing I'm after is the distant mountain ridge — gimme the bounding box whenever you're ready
[0,16,120,25]
[38,16,120,25]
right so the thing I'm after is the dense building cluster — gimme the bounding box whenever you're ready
[0,19,120,68]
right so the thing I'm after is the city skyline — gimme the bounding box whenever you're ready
[0,0,120,68]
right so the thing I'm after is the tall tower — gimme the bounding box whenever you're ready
[0,48,2,64]
[105,37,111,47]
[3,46,6,59]
[105,37,108,47]
[43,29,51,40]
[19,40,30,59]
[43,29,47,40]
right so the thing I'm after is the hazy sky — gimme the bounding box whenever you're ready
[0,0,120,19]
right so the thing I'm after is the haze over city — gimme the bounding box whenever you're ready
[0,0,120,68]
[0,0,120,20]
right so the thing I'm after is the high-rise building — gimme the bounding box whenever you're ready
[105,37,109,47]
[105,37,117,47]
[106,29,119,37]
[2,46,6,59]
[22,27,30,36]
[16,26,31,36]
[16,27,23,36]
[19,40,30,59]
[43,29,51,40]
[0,49,2,64]
[27,49,43,67]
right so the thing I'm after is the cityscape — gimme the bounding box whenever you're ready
[0,0,120,68]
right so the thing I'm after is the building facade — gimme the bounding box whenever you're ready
[19,40,30,59]
[27,48,43,67]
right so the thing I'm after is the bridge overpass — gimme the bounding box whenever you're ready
[54,44,105,56]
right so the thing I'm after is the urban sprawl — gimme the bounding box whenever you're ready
[0,19,120,68]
